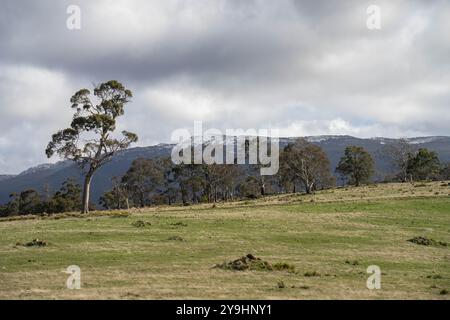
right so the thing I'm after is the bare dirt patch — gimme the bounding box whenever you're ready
[16,239,48,247]
[167,236,185,241]
[213,254,295,272]
[407,236,448,247]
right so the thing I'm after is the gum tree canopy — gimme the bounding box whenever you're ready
[46,80,138,213]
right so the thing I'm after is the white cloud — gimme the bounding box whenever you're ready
[0,64,75,173]
[0,65,71,120]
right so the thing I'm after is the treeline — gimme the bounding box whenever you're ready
[1,138,449,216]
[0,179,83,217]
[100,139,449,210]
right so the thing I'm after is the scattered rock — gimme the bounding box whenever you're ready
[24,239,48,247]
[213,254,295,272]
[345,260,360,266]
[170,222,188,227]
[167,235,185,241]
[407,236,448,247]
[131,220,151,228]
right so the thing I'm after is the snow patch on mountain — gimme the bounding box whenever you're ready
[305,135,347,143]
[17,161,72,177]
[18,164,55,176]
[406,137,446,144]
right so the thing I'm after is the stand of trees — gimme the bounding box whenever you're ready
[100,158,247,209]
[97,141,449,212]
[336,146,375,186]
[406,148,441,181]
[382,141,444,182]
[0,179,83,217]
[280,139,335,194]
[336,144,446,185]
[1,139,449,217]
[381,139,416,182]
[100,139,336,210]
[440,163,450,180]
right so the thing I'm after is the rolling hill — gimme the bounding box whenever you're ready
[1,182,449,299]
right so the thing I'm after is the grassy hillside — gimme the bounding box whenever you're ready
[0,182,449,299]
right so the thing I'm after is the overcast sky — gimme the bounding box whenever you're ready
[0,0,449,174]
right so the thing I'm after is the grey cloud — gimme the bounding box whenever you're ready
[0,0,449,173]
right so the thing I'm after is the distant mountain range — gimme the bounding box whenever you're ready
[1,136,449,206]
[0,175,15,182]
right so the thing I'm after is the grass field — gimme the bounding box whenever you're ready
[0,181,449,299]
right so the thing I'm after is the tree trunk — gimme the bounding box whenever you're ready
[82,173,93,214]
[140,191,145,208]
[402,169,408,183]
[305,181,314,194]
[181,185,188,205]
[305,183,311,194]
[192,188,196,203]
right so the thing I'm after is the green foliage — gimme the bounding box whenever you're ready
[406,148,441,181]
[336,146,374,186]
[10,190,42,215]
[440,163,450,180]
[170,162,244,204]
[45,179,82,213]
[280,138,334,193]
[100,157,245,208]
[121,158,165,207]
[46,80,138,213]
[0,190,43,216]
[238,176,261,199]
[99,176,133,210]
[0,179,82,217]
[381,139,416,182]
